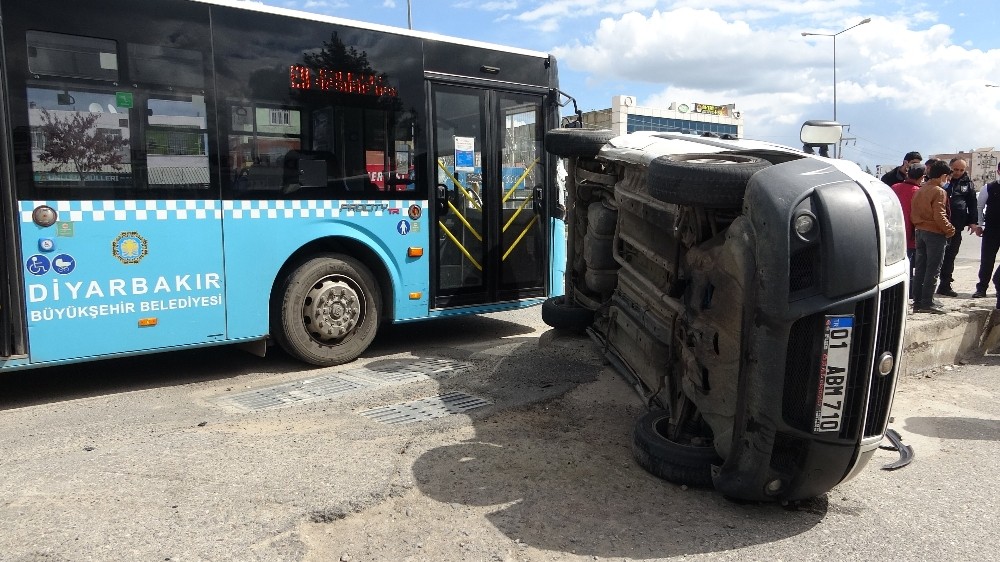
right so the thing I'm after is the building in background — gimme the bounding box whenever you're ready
[570,95,745,138]
[876,148,1000,186]
[931,149,999,189]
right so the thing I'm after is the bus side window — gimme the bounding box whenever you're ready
[24,32,132,192]
[145,96,209,190]
[227,105,302,193]
[224,100,412,197]
[129,43,210,191]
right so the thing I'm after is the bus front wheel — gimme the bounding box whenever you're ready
[274,254,381,366]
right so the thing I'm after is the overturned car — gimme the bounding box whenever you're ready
[543,127,908,502]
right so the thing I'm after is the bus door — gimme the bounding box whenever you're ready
[430,82,548,308]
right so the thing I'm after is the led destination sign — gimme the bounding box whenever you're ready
[289,64,398,97]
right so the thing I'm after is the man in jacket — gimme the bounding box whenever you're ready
[911,160,956,313]
[881,151,923,187]
[972,161,1000,306]
[937,158,979,296]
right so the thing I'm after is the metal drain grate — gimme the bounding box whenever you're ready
[216,357,475,412]
[221,375,371,411]
[359,391,491,424]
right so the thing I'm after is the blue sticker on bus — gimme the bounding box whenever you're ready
[52,254,76,275]
[397,220,410,235]
[25,254,50,276]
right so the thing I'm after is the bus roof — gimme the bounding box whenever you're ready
[191,0,551,60]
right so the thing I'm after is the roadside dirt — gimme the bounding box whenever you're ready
[295,333,826,562]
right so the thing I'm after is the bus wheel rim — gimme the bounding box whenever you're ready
[304,276,363,342]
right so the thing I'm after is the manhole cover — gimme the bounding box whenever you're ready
[359,391,491,424]
[220,375,371,411]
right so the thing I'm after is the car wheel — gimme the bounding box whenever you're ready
[544,128,615,158]
[541,296,593,332]
[647,153,770,208]
[273,253,381,366]
[632,409,722,488]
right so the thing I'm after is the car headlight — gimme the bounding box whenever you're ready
[868,181,907,266]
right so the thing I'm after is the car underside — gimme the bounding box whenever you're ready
[543,128,908,501]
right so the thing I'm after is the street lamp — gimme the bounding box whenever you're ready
[801,18,871,123]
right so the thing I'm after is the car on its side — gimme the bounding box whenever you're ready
[543,125,907,502]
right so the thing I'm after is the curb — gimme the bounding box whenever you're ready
[900,238,995,374]
[903,299,997,374]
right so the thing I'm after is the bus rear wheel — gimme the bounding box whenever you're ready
[274,254,381,366]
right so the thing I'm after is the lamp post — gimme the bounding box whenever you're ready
[407,0,412,29]
[801,18,871,123]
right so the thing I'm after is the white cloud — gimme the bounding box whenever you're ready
[513,0,659,31]
[383,0,396,7]
[554,9,809,93]
[301,0,348,9]
[480,1,518,10]
[452,0,518,10]
[551,6,1000,168]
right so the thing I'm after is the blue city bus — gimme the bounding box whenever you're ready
[0,0,565,369]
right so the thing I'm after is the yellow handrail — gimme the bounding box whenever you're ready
[502,158,539,203]
[503,215,539,261]
[447,200,483,242]
[438,221,483,271]
[503,193,533,233]
[436,159,482,211]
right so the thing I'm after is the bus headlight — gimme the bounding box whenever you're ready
[869,182,906,266]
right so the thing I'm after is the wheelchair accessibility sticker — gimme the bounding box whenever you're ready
[26,254,50,276]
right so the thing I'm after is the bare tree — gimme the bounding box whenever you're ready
[37,109,130,186]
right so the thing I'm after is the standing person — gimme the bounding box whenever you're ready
[891,164,924,298]
[937,158,978,296]
[911,160,956,313]
[881,151,923,186]
[972,161,1000,305]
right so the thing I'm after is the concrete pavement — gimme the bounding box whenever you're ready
[903,231,1000,373]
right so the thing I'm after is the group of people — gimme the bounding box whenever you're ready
[882,152,1000,313]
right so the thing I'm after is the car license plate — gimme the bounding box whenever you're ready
[814,315,854,433]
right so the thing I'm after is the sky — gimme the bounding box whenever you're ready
[259,0,1000,173]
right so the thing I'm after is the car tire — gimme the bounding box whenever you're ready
[544,128,615,158]
[632,409,722,488]
[541,296,593,332]
[647,153,770,208]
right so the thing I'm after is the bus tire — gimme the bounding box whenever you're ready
[544,128,615,158]
[631,409,722,489]
[541,296,593,332]
[647,153,770,208]
[274,254,381,366]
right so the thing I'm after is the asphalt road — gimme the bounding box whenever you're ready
[0,305,997,562]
